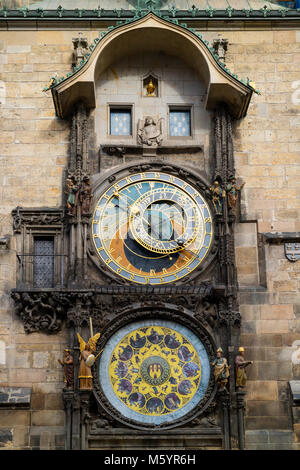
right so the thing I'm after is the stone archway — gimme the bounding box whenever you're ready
[50,12,253,119]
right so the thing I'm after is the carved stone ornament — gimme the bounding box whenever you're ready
[212,36,228,63]
[137,116,163,146]
[0,236,10,250]
[10,290,96,333]
[10,291,66,333]
[12,207,64,233]
[72,33,88,68]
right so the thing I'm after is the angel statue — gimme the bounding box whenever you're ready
[137,115,163,146]
[77,332,101,390]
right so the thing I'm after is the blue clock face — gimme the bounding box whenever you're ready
[92,171,213,285]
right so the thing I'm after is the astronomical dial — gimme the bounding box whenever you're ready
[99,320,211,426]
[92,171,213,285]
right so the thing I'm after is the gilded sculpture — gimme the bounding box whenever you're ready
[146,78,156,97]
[77,332,101,390]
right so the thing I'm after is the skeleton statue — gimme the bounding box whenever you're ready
[137,116,163,146]
[226,176,245,213]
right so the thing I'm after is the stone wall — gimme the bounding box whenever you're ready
[0,30,79,449]
[0,24,299,449]
[226,29,300,450]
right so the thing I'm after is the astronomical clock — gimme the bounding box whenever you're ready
[91,169,215,285]
[10,11,249,450]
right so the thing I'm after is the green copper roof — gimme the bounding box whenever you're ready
[26,0,292,10]
[1,0,292,11]
[43,10,259,96]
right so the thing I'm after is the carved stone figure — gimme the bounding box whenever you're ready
[77,332,101,390]
[235,347,253,389]
[80,177,93,216]
[90,418,110,433]
[209,180,225,215]
[72,34,88,67]
[211,348,230,392]
[58,349,74,390]
[212,35,228,63]
[226,177,245,212]
[138,116,163,146]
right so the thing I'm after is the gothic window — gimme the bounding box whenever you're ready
[169,108,191,137]
[33,237,55,288]
[12,208,64,288]
[110,107,132,136]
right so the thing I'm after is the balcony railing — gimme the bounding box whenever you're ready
[16,254,66,288]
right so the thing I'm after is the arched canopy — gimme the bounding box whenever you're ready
[51,13,253,119]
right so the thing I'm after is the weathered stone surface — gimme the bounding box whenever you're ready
[31,411,65,427]
[13,426,29,449]
[0,411,30,427]
[44,393,63,410]
[245,416,290,430]
[245,430,269,444]
[33,352,49,369]
[247,381,278,401]
[31,393,45,410]
[246,401,288,417]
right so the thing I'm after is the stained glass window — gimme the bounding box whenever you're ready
[110,108,132,136]
[33,237,54,287]
[169,109,191,137]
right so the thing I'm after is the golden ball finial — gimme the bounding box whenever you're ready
[146,78,156,96]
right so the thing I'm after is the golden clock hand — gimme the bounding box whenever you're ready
[113,191,154,231]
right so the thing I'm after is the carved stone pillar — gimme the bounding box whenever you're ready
[66,102,91,286]
[236,391,246,450]
[63,390,73,450]
[80,392,91,450]
[219,392,231,450]
[213,104,242,450]
[70,393,80,450]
